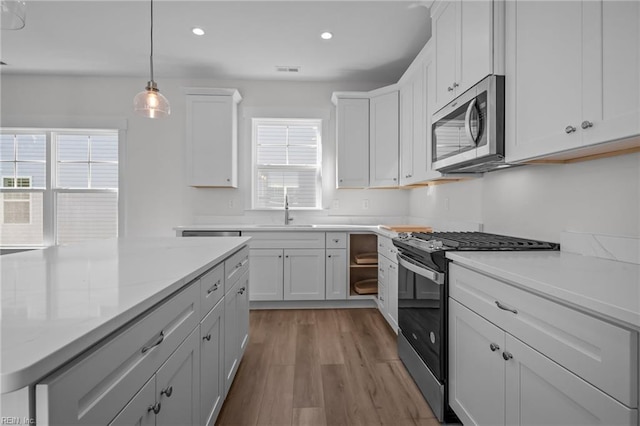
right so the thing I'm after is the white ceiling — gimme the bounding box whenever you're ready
[0,1,432,84]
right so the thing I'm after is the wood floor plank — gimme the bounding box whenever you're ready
[349,308,397,363]
[268,310,297,365]
[320,364,350,426]
[293,324,324,408]
[256,364,295,426]
[292,408,327,426]
[315,309,345,365]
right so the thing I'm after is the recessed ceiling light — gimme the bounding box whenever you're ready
[320,32,333,40]
[192,27,205,36]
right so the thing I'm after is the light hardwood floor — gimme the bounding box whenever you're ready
[216,308,438,426]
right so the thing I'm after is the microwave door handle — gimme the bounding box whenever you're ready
[464,98,478,144]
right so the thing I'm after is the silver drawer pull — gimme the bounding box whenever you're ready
[495,301,518,315]
[238,286,246,295]
[490,343,500,352]
[141,331,164,354]
[207,281,220,294]
[502,351,513,361]
[160,386,173,398]
[203,333,212,342]
[148,402,161,414]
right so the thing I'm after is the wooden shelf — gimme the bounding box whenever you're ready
[350,263,378,269]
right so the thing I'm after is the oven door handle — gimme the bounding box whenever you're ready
[397,254,444,285]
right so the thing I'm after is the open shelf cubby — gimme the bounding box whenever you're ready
[348,233,378,297]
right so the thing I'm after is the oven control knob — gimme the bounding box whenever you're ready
[432,240,443,249]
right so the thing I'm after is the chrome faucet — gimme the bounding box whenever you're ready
[284,194,293,225]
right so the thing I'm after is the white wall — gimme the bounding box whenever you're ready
[1,75,410,237]
[409,152,640,242]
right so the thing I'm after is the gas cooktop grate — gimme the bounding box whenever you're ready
[410,231,560,250]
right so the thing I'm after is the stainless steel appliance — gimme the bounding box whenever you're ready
[393,232,559,422]
[432,75,508,173]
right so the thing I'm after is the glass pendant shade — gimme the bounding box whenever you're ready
[1,0,26,30]
[133,81,170,118]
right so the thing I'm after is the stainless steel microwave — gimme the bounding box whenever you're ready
[432,75,506,173]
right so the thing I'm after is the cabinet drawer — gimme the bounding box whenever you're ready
[200,263,224,318]
[243,232,324,249]
[224,245,249,293]
[36,282,200,425]
[377,235,398,261]
[326,232,347,249]
[449,264,638,407]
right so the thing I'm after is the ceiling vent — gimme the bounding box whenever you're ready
[276,66,301,73]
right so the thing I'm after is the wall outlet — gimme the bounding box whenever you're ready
[332,199,340,209]
[363,199,370,210]
[228,199,235,209]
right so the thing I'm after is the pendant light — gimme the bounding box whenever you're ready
[133,0,170,118]
[0,0,26,30]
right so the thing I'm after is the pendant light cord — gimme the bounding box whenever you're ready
[149,0,154,83]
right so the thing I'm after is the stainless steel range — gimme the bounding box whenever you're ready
[392,232,559,422]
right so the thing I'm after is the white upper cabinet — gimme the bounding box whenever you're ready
[432,0,502,112]
[399,41,442,186]
[185,88,242,187]
[334,95,370,188]
[505,0,640,162]
[369,90,399,187]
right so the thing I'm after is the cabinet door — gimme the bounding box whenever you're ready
[449,299,505,426]
[457,0,493,95]
[248,249,283,301]
[108,376,156,426]
[284,249,326,300]
[336,98,370,188]
[386,261,398,333]
[200,300,224,426]
[325,249,347,300]
[236,271,250,358]
[224,279,240,394]
[582,0,640,146]
[377,255,389,315]
[505,0,583,162]
[505,335,637,426]
[186,95,237,187]
[399,81,414,185]
[433,1,458,109]
[369,91,399,187]
[156,328,200,426]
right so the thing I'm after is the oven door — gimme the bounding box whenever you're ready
[397,253,445,381]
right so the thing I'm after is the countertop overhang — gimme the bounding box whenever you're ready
[447,251,640,332]
[1,236,250,393]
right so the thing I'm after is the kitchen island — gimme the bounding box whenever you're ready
[1,236,250,425]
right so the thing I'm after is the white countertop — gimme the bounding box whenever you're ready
[446,251,640,331]
[1,236,250,393]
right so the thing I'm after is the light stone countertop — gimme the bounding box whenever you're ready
[446,251,640,331]
[174,224,400,239]
[1,236,250,393]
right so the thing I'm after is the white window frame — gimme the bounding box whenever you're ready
[0,128,123,248]
[251,118,323,210]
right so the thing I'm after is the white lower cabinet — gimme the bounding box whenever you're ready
[35,246,250,426]
[200,299,225,426]
[325,248,347,300]
[284,249,326,300]
[224,271,249,394]
[249,248,284,301]
[377,235,398,332]
[449,264,639,426]
[110,327,201,426]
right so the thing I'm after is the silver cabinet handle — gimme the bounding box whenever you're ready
[141,331,164,354]
[278,255,282,258]
[490,343,500,352]
[447,86,454,92]
[203,333,212,342]
[502,351,513,361]
[333,239,339,243]
[207,281,220,294]
[328,254,332,258]
[453,82,459,88]
[581,120,593,129]
[148,402,161,414]
[160,386,173,398]
[238,286,246,295]
[565,125,577,134]
[226,178,230,182]
[495,301,518,315]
